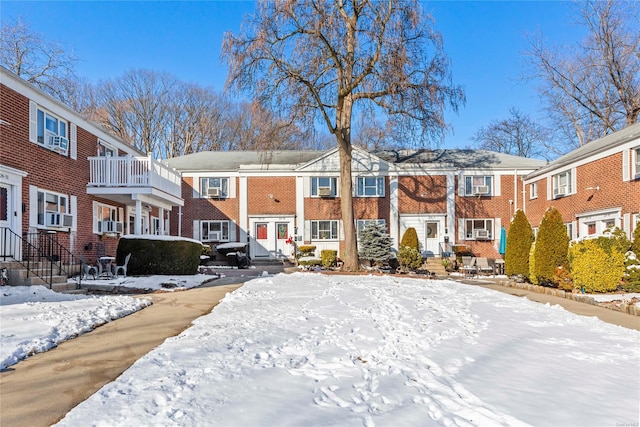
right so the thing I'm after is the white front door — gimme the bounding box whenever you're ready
[0,183,13,258]
[275,222,291,259]
[424,221,440,257]
[254,222,270,257]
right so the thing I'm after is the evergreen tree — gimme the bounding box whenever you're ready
[632,220,640,255]
[400,227,420,251]
[504,209,534,278]
[533,207,569,286]
[358,223,393,267]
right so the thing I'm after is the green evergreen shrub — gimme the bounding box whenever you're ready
[116,236,202,275]
[504,209,534,278]
[397,246,423,271]
[569,238,625,293]
[321,250,338,267]
[358,223,393,267]
[632,220,640,255]
[400,228,420,251]
[529,241,538,285]
[297,245,316,258]
[533,207,569,286]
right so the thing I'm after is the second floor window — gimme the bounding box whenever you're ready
[201,177,229,198]
[356,176,384,197]
[311,220,338,240]
[464,176,492,196]
[634,147,640,179]
[311,177,337,197]
[530,182,538,199]
[37,108,68,154]
[552,171,572,198]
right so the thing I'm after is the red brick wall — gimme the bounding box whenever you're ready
[525,152,640,227]
[247,176,296,215]
[398,175,447,213]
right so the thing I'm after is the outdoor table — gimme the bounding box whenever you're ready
[494,259,505,276]
[98,256,116,278]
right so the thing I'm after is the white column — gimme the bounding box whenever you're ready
[135,200,142,235]
[158,207,165,235]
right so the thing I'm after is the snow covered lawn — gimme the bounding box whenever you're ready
[57,273,639,426]
[0,286,151,370]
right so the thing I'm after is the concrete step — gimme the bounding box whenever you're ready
[423,257,449,275]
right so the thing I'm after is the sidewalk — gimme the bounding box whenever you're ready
[0,283,242,427]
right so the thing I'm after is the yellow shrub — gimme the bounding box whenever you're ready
[529,241,538,285]
[569,239,625,293]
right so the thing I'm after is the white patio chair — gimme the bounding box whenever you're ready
[113,253,131,278]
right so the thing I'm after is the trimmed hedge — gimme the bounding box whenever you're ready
[116,236,203,275]
[569,238,625,293]
[504,209,534,278]
[400,228,420,251]
[321,250,338,267]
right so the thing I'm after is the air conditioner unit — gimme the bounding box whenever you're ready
[473,229,490,239]
[318,187,332,197]
[115,222,124,233]
[208,231,221,241]
[207,188,221,198]
[473,185,489,195]
[47,133,69,151]
[46,212,61,227]
[554,185,568,197]
[62,214,73,227]
[101,221,121,233]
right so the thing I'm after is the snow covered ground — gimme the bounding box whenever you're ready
[46,272,639,427]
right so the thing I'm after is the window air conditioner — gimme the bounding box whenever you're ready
[46,212,61,227]
[554,185,568,197]
[48,134,69,151]
[473,185,489,195]
[207,188,221,198]
[473,229,490,239]
[101,221,121,233]
[318,186,332,197]
[209,231,221,241]
[62,214,73,227]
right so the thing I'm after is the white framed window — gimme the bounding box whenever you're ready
[356,219,386,239]
[552,170,572,198]
[311,177,338,197]
[93,202,123,234]
[464,219,493,240]
[151,216,160,235]
[565,222,573,240]
[36,107,68,154]
[464,176,492,196]
[634,147,640,179]
[311,220,338,240]
[201,220,230,242]
[356,176,384,197]
[577,209,620,239]
[98,140,116,157]
[200,177,229,198]
[530,182,538,199]
[37,190,72,228]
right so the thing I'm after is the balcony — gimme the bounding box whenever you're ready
[87,155,183,208]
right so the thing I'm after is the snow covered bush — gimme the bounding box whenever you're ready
[117,235,202,275]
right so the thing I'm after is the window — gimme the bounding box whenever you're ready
[200,177,229,198]
[151,217,161,235]
[565,222,573,240]
[36,108,68,154]
[201,221,230,242]
[356,177,384,197]
[587,223,596,235]
[530,182,538,199]
[552,171,572,198]
[311,177,337,197]
[464,176,492,196]
[464,219,493,240]
[357,219,385,239]
[37,190,71,228]
[311,220,338,240]
[98,140,115,157]
[634,147,640,179]
[94,202,122,234]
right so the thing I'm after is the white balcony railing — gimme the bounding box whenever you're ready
[88,155,181,199]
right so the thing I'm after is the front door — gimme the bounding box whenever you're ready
[0,183,12,258]
[275,222,290,259]
[425,221,440,257]
[254,222,270,257]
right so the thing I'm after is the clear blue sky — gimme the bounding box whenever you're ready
[2,1,583,149]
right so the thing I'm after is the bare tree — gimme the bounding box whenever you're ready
[472,107,551,160]
[223,0,464,271]
[94,69,177,156]
[526,0,639,149]
[0,17,80,103]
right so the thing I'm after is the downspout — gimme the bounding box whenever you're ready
[178,205,182,237]
[513,169,518,212]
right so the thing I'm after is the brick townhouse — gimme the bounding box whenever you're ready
[165,148,546,260]
[0,66,183,279]
[523,122,640,240]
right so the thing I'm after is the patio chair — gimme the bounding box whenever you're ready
[475,257,493,275]
[462,256,477,278]
[113,253,132,278]
[79,256,98,280]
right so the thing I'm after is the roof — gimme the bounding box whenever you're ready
[373,149,547,170]
[165,148,547,172]
[526,122,640,179]
[164,150,326,172]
